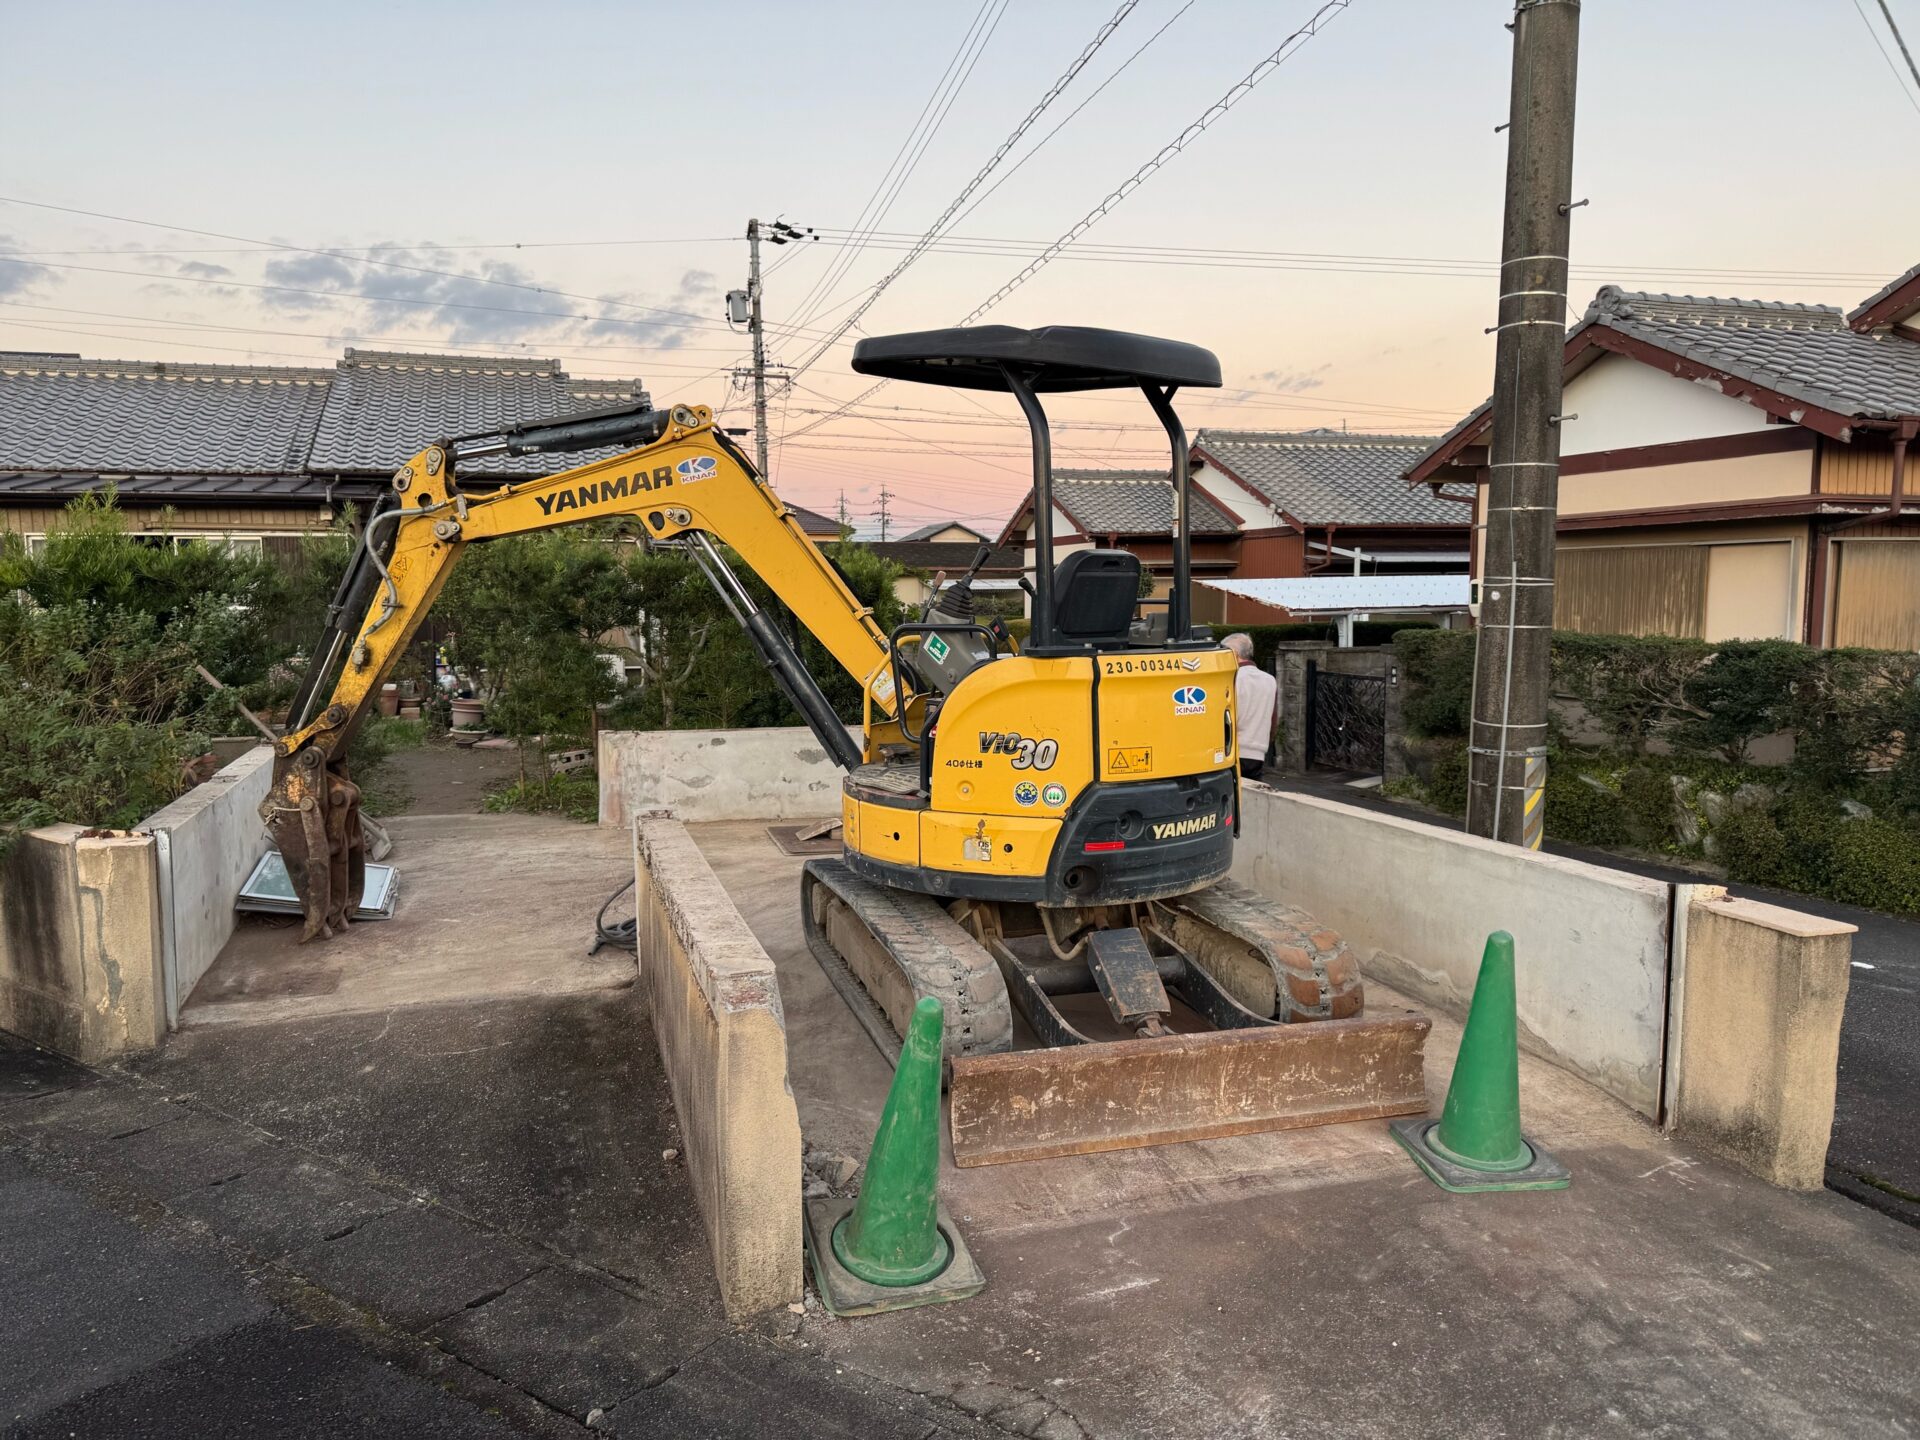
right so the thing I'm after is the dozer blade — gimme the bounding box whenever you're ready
[947,1010,1430,1167]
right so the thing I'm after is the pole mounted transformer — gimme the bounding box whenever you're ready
[1467,0,1581,847]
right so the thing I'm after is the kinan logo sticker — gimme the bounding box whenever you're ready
[1172,685,1207,716]
[1041,782,1067,807]
[1013,781,1040,807]
[674,455,719,482]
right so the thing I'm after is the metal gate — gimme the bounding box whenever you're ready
[1305,662,1386,774]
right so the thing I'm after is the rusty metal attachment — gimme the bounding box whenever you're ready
[261,745,365,943]
[949,1011,1430,1167]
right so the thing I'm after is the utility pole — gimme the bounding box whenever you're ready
[874,486,894,542]
[1466,0,1581,848]
[836,489,851,539]
[746,217,771,478]
[728,219,811,480]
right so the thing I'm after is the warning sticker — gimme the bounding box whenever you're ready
[1106,746,1152,774]
[924,633,951,664]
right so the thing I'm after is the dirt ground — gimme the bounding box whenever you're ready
[376,741,520,816]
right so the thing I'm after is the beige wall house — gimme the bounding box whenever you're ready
[1407,272,1920,647]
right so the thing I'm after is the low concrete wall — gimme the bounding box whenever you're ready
[600,726,851,826]
[633,815,803,1318]
[0,827,166,1063]
[1234,786,1671,1118]
[1667,887,1854,1189]
[144,746,274,1023]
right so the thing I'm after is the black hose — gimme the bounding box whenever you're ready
[592,877,638,954]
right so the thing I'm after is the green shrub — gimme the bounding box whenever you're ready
[0,495,303,853]
[1393,628,1475,738]
[1619,765,1675,846]
[1825,817,1920,914]
[1425,739,1470,815]
[1544,764,1627,848]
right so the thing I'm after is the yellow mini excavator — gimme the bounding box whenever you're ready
[267,324,1428,1165]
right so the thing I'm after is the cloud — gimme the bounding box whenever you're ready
[1251,365,1331,394]
[255,247,718,349]
[175,260,234,280]
[0,235,58,299]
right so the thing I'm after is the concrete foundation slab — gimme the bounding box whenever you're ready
[182,813,634,1027]
[687,817,1920,1440]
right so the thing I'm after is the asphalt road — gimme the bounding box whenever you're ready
[1273,771,1920,1227]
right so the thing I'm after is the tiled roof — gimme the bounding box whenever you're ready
[870,539,1023,572]
[1406,281,1920,483]
[0,471,379,503]
[1583,285,1920,420]
[899,520,989,543]
[784,502,845,537]
[1847,262,1920,331]
[0,355,332,475]
[307,349,650,478]
[1049,469,1240,536]
[1193,430,1456,525]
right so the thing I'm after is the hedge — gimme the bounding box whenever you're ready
[1387,628,1920,916]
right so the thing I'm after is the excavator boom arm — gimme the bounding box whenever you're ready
[267,401,906,939]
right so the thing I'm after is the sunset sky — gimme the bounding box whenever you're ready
[5,0,1917,533]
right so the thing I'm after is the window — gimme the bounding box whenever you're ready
[1554,541,1794,640]
[1831,540,1920,650]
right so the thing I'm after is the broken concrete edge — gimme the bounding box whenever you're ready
[0,825,166,1065]
[1668,887,1856,1191]
[600,726,855,827]
[633,815,804,1319]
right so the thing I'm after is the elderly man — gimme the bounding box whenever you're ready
[1223,633,1277,781]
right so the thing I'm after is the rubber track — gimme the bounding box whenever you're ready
[1163,879,1365,1021]
[801,859,1014,1067]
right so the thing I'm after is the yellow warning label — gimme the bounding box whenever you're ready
[1106,746,1152,775]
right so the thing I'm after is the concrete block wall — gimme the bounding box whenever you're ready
[143,745,274,1024]
[0,827,166,1064]
[1667,887,1855,1190]
[600,726,852,827]
[1234,786,1671,1118]
[633,815,803,1318]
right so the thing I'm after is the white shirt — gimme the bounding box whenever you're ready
[1234,662,1278,763]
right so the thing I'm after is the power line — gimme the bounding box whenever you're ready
[784,2,1006,336]
[784,0,1142,381]
[947,0,1200,234]
[785,0,1355,446]
[1877,0,1920,92]
[1853,0,1920,118]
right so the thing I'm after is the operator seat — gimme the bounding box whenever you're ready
[1052,549,1140,646]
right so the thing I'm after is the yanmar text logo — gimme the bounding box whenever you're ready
[1152,812,1218,841]
[1172,685,1207,716]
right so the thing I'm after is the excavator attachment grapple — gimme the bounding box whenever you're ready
[802,861,1429,1167]
[264,746,366,943]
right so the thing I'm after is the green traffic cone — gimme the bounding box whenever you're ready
[833,995,949,1285]
[1390,931,1570,1192]
[1431,931,1531,1171]
[802,994,985,1315]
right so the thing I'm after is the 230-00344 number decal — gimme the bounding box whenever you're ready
[1101,656,1204,674]
[978,731,1058,770]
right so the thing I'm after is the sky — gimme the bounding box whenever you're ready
[4,0,1919,534]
